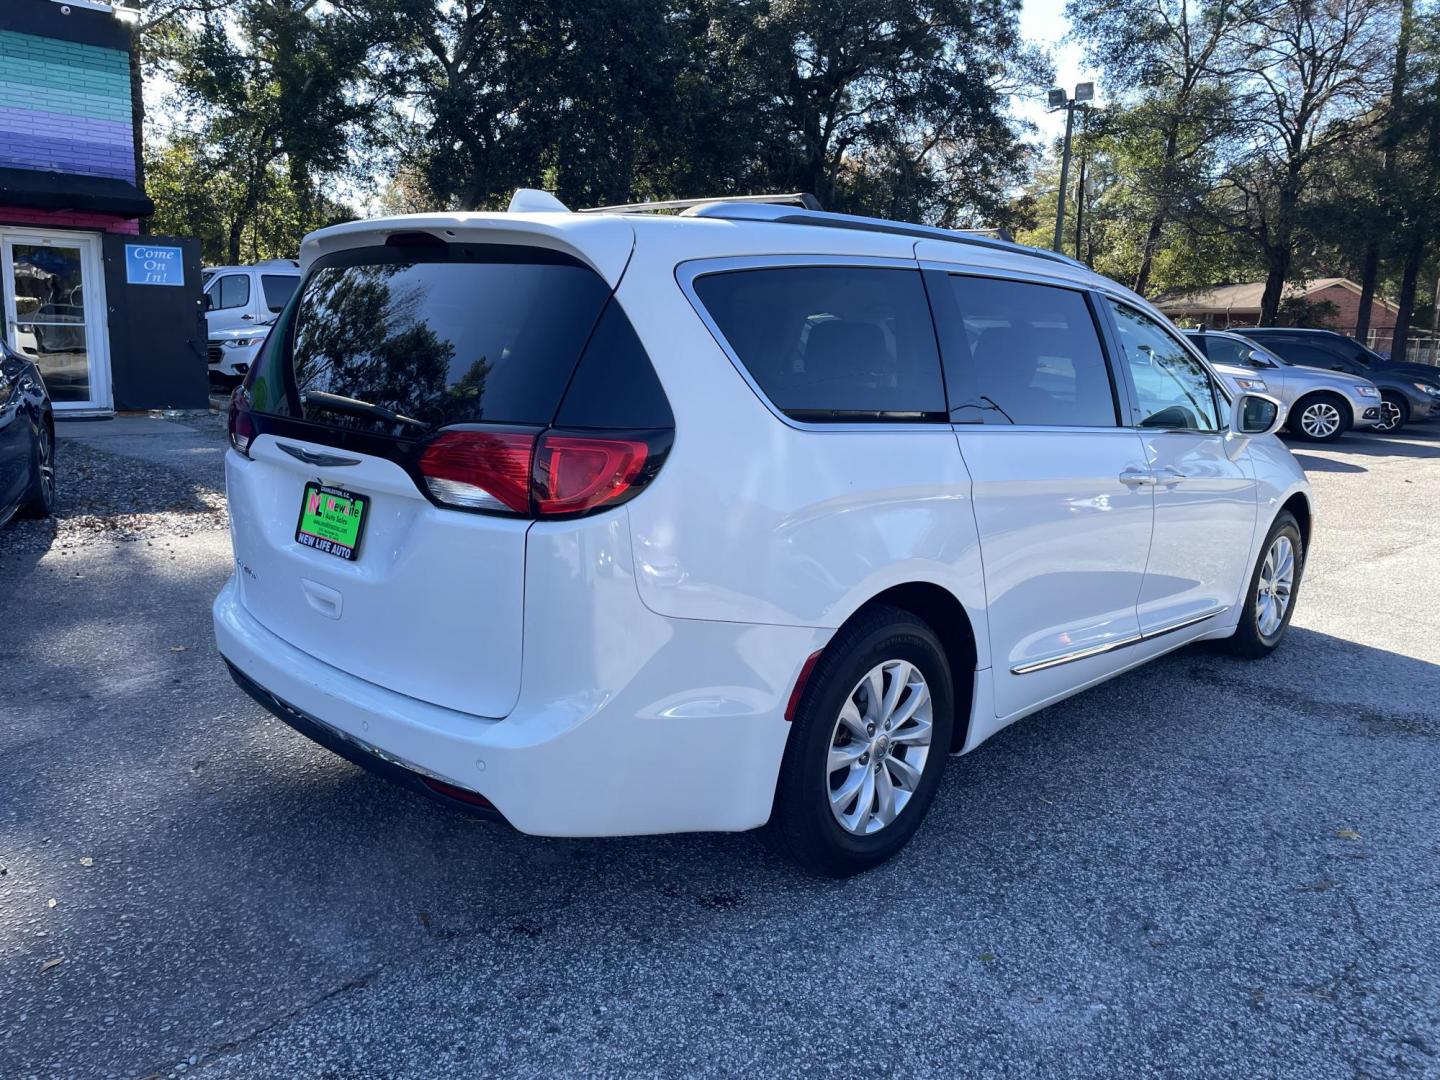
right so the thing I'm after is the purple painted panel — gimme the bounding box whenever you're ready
[0,107,132,146]
[0,130,134,181]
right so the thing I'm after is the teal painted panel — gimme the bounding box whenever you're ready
[0,31,130,77]
[0,81,130,121]
[0,56,131,100]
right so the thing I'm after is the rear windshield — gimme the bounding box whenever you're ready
[248,243,612,432]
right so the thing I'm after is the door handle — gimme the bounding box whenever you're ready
[1154,467,1186,485]
[1119,468,1157,486]
[240,313,255,321]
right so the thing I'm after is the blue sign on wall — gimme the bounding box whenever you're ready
[124,244,185,286]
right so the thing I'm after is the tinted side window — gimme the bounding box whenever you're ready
[1107,301,1220,431]
[555,298,673,429]
[692,267,946,421]
[261,274,299,313]
[1199,336,1255,367]
[1277,341,1346,370]
[943,275,1116,426]
[216,274,251,310]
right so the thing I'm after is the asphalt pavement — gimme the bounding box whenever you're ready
[1,415,1438,1079]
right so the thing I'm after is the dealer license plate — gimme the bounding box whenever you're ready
[294,482,369,561]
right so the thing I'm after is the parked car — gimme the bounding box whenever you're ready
[208,322,273,388]
[1185,329,1381,443]
[0,339,55,526]
[215,192,1310,876]
[1232,327,1440,432]
[202,261,300,337]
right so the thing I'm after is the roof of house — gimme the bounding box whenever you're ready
[1157,278,1398,315]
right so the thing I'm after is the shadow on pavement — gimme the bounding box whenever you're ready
[4,548,1439,1077]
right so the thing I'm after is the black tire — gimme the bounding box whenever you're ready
[18,418,55,520]
[1286,391,1349,443]
[767,605,954,877]
[1373,392,1409,433]
[1221,511,1303,659]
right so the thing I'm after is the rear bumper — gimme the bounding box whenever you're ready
[214,575,822,836]
[225,659,507,821]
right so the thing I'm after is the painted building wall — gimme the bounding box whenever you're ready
[0,15,138,234]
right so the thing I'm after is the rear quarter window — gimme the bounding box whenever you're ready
[691,266,946,421]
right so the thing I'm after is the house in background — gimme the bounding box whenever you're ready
[1157,278,1400,348]
[0,0,206,415]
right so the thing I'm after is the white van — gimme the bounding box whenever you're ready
[215,192,1309,875]
[202,261,300,335]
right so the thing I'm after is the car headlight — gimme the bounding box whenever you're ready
[1413,382,1440,397]
[1353,385,1380,398]
[222,338,259,349]
[1232,377,1268,392]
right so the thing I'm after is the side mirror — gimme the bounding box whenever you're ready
[203,293,214,311]
[1231,392,1283,436]
[1247,349,1273,368]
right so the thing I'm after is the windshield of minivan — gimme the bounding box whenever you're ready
[247,245,612,434]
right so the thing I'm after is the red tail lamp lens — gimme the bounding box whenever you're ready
[228,391,255,456]
[419,430,534,513]
[534,434,650,516]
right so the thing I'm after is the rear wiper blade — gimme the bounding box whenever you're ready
[301,390,427,432]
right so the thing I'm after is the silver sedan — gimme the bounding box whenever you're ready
[1185,330,1382,443]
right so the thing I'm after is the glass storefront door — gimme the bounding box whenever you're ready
[1,229,111,411]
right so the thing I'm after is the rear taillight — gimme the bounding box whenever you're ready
[228,390,255,456]
[419,430,533,513]
[417,427,669,518]
[534,433,650,516]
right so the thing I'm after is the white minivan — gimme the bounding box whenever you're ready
[215,193,1310,875]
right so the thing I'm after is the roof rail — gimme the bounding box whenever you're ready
[578,192,823,215]
[684,202,1083,271]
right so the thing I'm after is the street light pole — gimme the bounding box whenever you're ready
[1052,100,1076,253]
[1049,82,1095,254]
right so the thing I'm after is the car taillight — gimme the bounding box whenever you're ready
[419,430,534,513]
[533,433,650,516]
[417,427,669,518]
[228,390,255,456]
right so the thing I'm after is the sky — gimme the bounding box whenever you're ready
[1014,0,1096,143]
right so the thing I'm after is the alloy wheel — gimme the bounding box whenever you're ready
[1299,401,1341,440]
[37,425,55,507]
[1373,400,1403,432]
[826,659,933,836]
[1255,534,1295,637]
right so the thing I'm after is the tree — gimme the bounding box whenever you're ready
[1217,0,1397,324]
[154,0,389,261]
[145,136,353,263]
[703,0,1047,224]
[1385,1,1440,361]
[1065,0,1248,294]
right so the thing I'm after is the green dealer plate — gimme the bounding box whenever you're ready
[294,482,369,561]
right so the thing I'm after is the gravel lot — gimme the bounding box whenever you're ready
[2,416,1438,1079]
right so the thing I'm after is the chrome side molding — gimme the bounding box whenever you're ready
[1012,606,1228,675]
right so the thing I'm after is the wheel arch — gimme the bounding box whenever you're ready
[1280,490,1311,551]
[833,582,979,753]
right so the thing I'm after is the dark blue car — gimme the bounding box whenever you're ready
[0,340,55,527]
